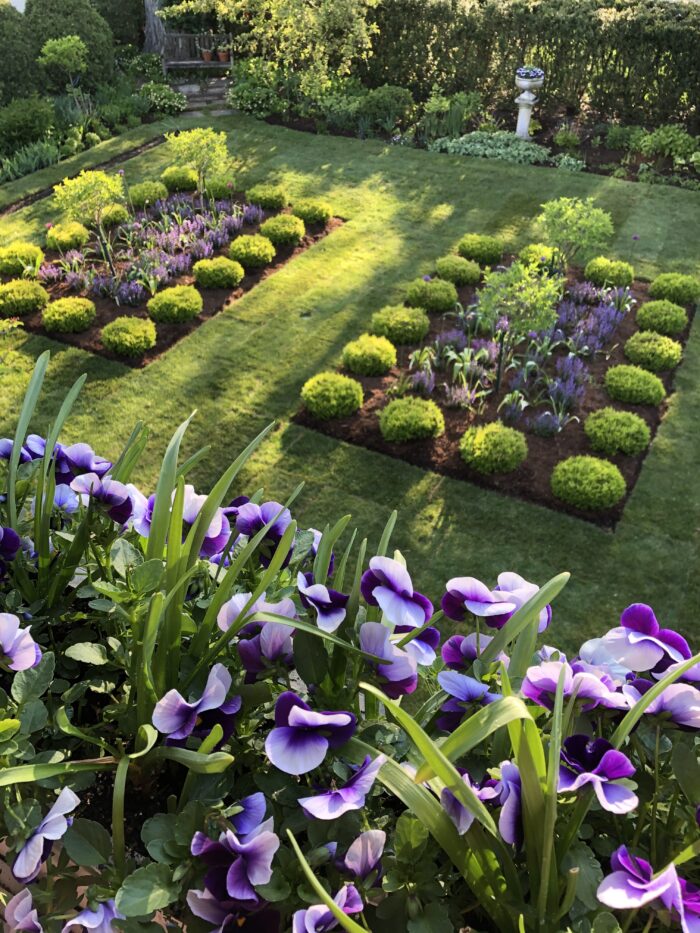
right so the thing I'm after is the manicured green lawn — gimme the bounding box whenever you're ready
[2,113,700,649]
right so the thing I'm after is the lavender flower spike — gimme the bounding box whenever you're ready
[0,612,42,672]
[344,830,385,880]
[265,692,356,775]
[297,572,349,633]
[361,556,433,628]
[292,885,363,933]
[191,820,280,904]
[299,754,386,819]
[152,663,241,743]
[4,889,43,933]
[559,736,638,814]
[13,787,80,883]
[61,900,124,933]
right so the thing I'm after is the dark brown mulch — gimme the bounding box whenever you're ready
[296,272,693,528]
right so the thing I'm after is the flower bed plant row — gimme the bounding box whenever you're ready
[298,198,699,525]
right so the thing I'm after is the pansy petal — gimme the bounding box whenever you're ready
[265,727,329,775]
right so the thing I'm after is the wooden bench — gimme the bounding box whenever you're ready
[163,33,233,72]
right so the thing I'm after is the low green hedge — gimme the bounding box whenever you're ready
[46,222,90,252]
[161,166,198,193]
[457,233,503,266]
[648,273,700,306]
[301,372,363,420]
[42,297,96,333]
[101,316,157,357]
[584,256,634,288]
[292,199,333,225]
[129,180,168,210]
[229,234,276,269]
[0,242,44,278]
[584,408,651,456]
[342,334,397,376]
[247,183,288,210]
[636,300,688,336]
[551,455,626,510]
[406,277,458,313]
[605,364,665,405]
[624,330,682,371]
[379,397,445,442]
[102,203,130,228]
[370,305,430,344]
[460,421,527,474]
[147,285,203,324]
[0,280,49,317]
[193,257,245,289]
[206,176,236,199]
[260,214,306,247]
[435,255,481,286]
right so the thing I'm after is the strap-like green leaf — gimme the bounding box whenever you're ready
[151,745,234,773]
[146,412,195,560]
[0,758,117,786]
[7,350,49,528]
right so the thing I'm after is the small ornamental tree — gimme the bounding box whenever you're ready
[52,170,125,273]
[538,197,614,267]
[164,128,231,199]
[38,35,88,89]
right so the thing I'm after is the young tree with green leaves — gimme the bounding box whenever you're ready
[53,170,125,274]
[38,35,88,90]
[164,128,231,200]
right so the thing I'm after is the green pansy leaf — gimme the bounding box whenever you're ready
[132,560,165,595]
[256,872,292,903]
[18,700,48,734]
[0,718,21,742]
[111,538,144,578]
[591,912,623,933]
[671,743,700,804]
[115,863,179,917]
[562,843,603,912]
[11,651,55,703]
[63,818,113,867]
[407,901,454,933]
[65,643,109,666]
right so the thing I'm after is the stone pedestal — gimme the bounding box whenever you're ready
[515,74,544,139]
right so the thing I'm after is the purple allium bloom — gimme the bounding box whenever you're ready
[442,572,551,632]
[436,670,500,731]
[297,572,349,633]
[360,557,433,629]
[4,890,43,933]
[187,889,280,933]
[0,525,21,563]
[299,754,385,820]
[481,761,522,847]
[236,501,294,567]
[191,820,280,904]
[359,622,418,698]
[13,788,80,883]
[292,885,363,933]
[0,613,41,672]
[397,624,440,666]
[441,632,508,670]
[152,663,241,743]
[343,830,385,880]
[558,735,638,814]
[70,473,133,524]
[422,274,432,282]
[265,692,356,775]
[61,900,124,933]
[522,660,628,711]
[622,678,700,730]
[632,234,640,241]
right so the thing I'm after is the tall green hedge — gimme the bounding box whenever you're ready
[361,0,700,126]
[0,0,36,105]
[25,0,115,88]
[91,0,145,47]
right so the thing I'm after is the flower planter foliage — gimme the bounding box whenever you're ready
[342,333,397,376]
[42,296,96,333]
[370,305,430,344]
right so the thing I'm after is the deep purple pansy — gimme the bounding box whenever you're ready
[70,473,133,524]
[0,525,21,565]
[297,572,348,633]
[360,557,433,628]
[292,885,363,933]
[0,612,42,672]
[235,501,294,567]
[13,788,80,883]
[299,754,385,819]
[187,888,280,933]
[559,735,638,814]
[265,692,356,775]
[191,820,280,905]
[152,663,241,744]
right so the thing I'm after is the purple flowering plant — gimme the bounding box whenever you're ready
[1,356,699,933]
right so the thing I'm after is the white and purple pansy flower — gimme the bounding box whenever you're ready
[186,888,280,933]
[0,612,42,672]
[190,819,280,905]
[70,473,133,524]
[235,500,294,567]
[343,830,385,881]
[440,771,490,836]
[63,442,112,479]
[265,692,356,775]
[359,622,418,698]
[436,670,501,731]
[182,485,232,558]
[396,624,440,667]
[299,754,386,819]
[292,884,363,933]
[151,663,241,745]
[442,572,551,632]
[480,761,522,848]
[297,572,348,633]
[127,485,155,537]
[558,735,638,814]
[13,787,80,883]
[61,900,124,933]
[622,678,700,730]
[360,556,433,628]
[441,632,508,670]
[4,889,43,933]
[217,591,297,635]
[521,660,629,712]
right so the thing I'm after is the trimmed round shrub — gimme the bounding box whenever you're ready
[457,233,504,266]
[342,334,397,376]
[519,242,556,268]
[648,273,700,306]
[405,277,458,313]
[292,199,332,226]
[246,183,288,210]
[551,455,626,511]
[206,177,235,200]
[193,257,244,289]
[301,372,363,420]
[584,256,634,287]
[460,421,527,475]
[102,203,129,228]
[101,316,156,357]
[260,214,305,248]
[147,285,202,324]
[229,234,276,269]
[380,398,445,443]
[605,365,665,406]
[0,242,44,278]
[435,255,481,286]
[161,166,198,193]
[42,297,96,333]
[624,330,682,371]
[46,221,90,252]
[370,305,429,344]
[129,181,168,210]
[584,408,651,457]
[0,280,49,317]
[637,300,688,336]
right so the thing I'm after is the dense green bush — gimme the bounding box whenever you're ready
[0,280,49,317]
[648,273,700,306]
[457,233,503,266]
[636,299,688,336]
[584,408,651,457]
[101,203,130,228]
[260,214,306,247]
[147,285,202,324]
[405,277,458,312]
[429,131,550,166]
[380,397,445,442]
[46,222,90,252]
[0,2,35,106]
[518,243,557,269]
[129,181,168,210]
[460,421,528,474]
[247,184,288,210]
[42,297,96,333]
[139,83,187,116]
[624,330,682,371]
[342,333,397,376]
[161,166,198,193]
[605,364,666,405]
[292,199,333,225]
[370,304,429,344]
[301,372,363,419]
[25,0,114,88]
[91,0,144,46]
[435,255,481,286]
[0,242,44,278]
[101,316,156,357]
[229,234,276,269]
[357,84,414,132]
[584,257,634,287]
[551,455,626,510]
[193,257,245,289]
[0,96,53,157]
[206,177,236,199]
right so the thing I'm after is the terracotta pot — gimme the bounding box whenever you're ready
[201,49,213,62]
[217,50,230,62]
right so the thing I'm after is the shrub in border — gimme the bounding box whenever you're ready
[379,397,445,442]
[457,233,503,266]
[605,364,666,405]
[584,256,634,288]
[301,372,363,419]
[161,166,198,193]
[636,300,688,336]
[229,234,276,269]
[370,305,429,344]
[435,255,481,286]
[147,285,203,324]
[648,273,700,306]
[46,222,90,252]
[260,214,306,248]
[101,315,157,357]
[246,183,288,210]
[193,257,245,289]
[0,280,49,317]
[292,199,333,226]
[584,408,651,457]
[342,334,397,376]
[0,242,44,278]
[129,180,168,210]
[551,455,626,510]
[460,421,528,474]
[405,277,458,313]
[624,330,682,372]
[42,297,96,333]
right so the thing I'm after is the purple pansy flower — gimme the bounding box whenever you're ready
[127,486,155,537]
[187,888,280,933]
[343,830,385,880]
[359,622,418,698]
[70,473,133,524]
[597,847,691,923]
[152,663,241,744]
[0,525,21,563]
[218,592,297,634]
[397,624,440,667]
[191,820,280,904]
[440,771,489,836]
[182,485,232,558]
[53,484,79,514]
[558,736,638,814]
[436,670,500,731]
[442,572,550,632]
[522,660,629,711]
[441,632,508,670]
[4,889,43,933]
[299,754,385,819]
[61,900,124,933]
[0,612,42,672]
[292,885,363,933]
[237,622,295,682]
[232,793,267,836]
[297,572,348,633]
[265,692,356,775]
[360,557,433,628]
[481,761,522,847]
[13,788,80,883]
[63,443,111,479]
[235,501,294,567]
[622,678,700,730]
